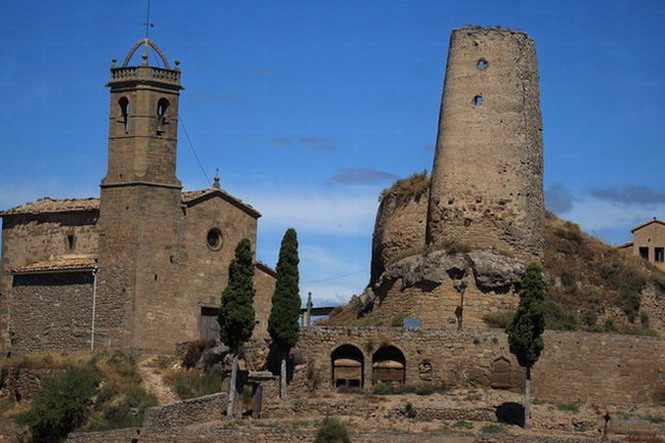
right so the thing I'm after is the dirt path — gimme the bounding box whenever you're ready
[137,355,179,405]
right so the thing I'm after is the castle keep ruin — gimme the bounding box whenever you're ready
[428,27,544,261]
[359,27,545,328]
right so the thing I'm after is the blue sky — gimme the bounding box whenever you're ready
[1,1,664,307]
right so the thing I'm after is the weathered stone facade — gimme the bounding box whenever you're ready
[427,27,544,261]
[0,39,276,354]
[291,327,665,405]
[370,184,429,285]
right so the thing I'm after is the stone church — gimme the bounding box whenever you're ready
[0,38,276,354]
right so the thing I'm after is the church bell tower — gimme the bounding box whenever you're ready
[96,39,189,351]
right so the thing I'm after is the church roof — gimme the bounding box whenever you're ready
[12,255,97,274]
[1,188,260,218]
[182,188,261,218]
[0,197,100,216]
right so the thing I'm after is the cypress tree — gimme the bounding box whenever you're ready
[268,228,301,398]
[506,262,546,428]
[218,238,255,416]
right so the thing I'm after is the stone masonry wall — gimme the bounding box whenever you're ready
[291,327,665,405]
[143,393,226,429]
[11,272,95,353]
[0,211,98,351]
[370,189,429,285]
[427,27,544,261]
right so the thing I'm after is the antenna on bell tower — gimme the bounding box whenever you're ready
[143,0,154,39]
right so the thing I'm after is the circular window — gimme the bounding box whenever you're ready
[206,228,223,251]
[472,95,484,106]
[476,59,488,70]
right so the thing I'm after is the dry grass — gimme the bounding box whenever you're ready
[380,171,430,205]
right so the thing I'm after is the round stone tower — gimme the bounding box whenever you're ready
[427,26,544,261]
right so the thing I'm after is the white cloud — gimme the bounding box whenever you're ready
[564,191,665,241]
[241,188,378,236]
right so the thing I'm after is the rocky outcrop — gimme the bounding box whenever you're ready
[378,249,525,293]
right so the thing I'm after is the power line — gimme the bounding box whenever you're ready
[302,268,368,284]
[179,116,211,187]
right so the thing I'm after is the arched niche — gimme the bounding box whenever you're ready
[491,356,513,389]
[331,344,364,388]
[372,345,406,385]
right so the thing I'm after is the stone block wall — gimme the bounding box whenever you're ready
[370,188,429,285]
[291,327,665,405]
[143,393,226,429]
[11,272,95,353]
[427,26,544,261]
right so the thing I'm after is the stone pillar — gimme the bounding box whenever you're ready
[427,27,544,261]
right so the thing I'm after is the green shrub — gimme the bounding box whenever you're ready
[556,402,579,413]
[17,366,99,441]
[372,382,393,395]
[416,385,434,396]
[182,339,216,369]
[315,416,351,443]
[393,384,416,394]
[390,313,407,327]
[483,311,514,328]
[404,402,416,418]
[453,419,473,429]
[481,423,507,434]
[599,258,645,320]
[172,371,221,400]
[543,299,578,330]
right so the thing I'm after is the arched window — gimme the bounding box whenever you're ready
[331,344,364,388]
[157,98,169,117]
[372,345,406,385]
[156,98,170,135]
[118,97,130,133]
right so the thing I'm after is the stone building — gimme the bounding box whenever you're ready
[0,38,276,354]
[618,217,665,271]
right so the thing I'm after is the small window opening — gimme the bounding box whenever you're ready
[206,228,223,251]
[473,95,484,106]
[157,98,169,117]
[118,97,130,133]
[156,98,169,135]
[477,59,488,70]
[66,234,75,251]
[154,274,158,281]
[639,247,649,260]
[655,247,664,263]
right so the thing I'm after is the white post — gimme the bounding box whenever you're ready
[90,269,98,349]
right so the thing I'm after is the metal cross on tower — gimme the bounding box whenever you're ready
[143,0,154,38]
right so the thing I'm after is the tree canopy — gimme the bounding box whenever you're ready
[506,262,546,368]
[218,238,256,351]
[268,228,301,350]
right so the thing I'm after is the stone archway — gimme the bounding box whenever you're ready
[331,344,364,388]
[372,345,406,385]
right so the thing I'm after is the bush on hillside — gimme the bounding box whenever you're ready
[17,366,99,441]
[315,416,351,443]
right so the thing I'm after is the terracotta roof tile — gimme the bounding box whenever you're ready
[1,197,99,216]
[2,188,260,218]
[12,255,98,274]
